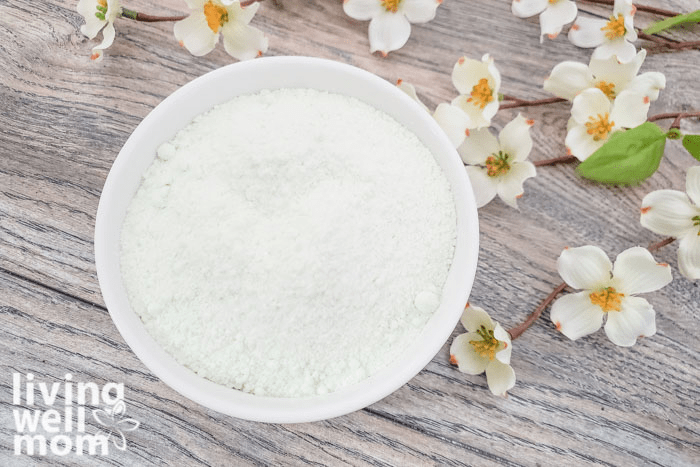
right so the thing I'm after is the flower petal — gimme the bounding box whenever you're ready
[498,113,533,162]
[465,166,498,208]
[544,61,593,101]
[557,245,613,290]
[550,291,605,340]
[511,0,548,18]
[678,232,700,280]
[450,333,489,375]
[604,296,655,347]
[174,13,218,57]
[593,39,637,63]
[589,49,645,92]
[397,80,429,112]
[493,324,512,365]
[433,103,471,148]
[78,0,107,39]
[565,123,605,161]
[571,88,611,124]
[568,16,607,48]
[401,0,440,23]
[232,1,260,24]
[623,72,665,101]
[343,0,383,20]
[221,22,268,61]
[452,95,495,130]
[451,56,494,95]
[539,0,577,41]
[497,161,536,209]
[640,190,698,237]
[90,21,116,62]
[485,361,516,396]
[368,11,411,54]
[613,246,672,295]
[686,166,700,207]
[460,304,494,333]
[458,127,499,165]
[609,90,649,128]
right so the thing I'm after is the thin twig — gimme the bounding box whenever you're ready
[121,9,186,21]
[579,0,679,17]
[533,155,579,167]
[507,282,567,341]
[648,237,676,252]
[499,97,568,110]
[648,111,700,126]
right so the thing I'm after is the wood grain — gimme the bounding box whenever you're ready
[1,0,699,464]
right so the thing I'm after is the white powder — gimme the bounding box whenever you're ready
[120,88,457,397]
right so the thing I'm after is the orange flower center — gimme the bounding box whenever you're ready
[548,0,559,3]
[585,113,614,141]
[469,325,501,361]
[589,287,624,312]
[484,151,511,177]
[381,0,401,13]
[467,78,494,109]
[204,0,228,33]
[602,14,626,40]
[595,81,616,99]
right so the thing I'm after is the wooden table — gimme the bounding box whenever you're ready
[2,0,699,465]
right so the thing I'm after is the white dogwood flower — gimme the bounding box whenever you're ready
[641,166,700,280]
[77,0,121,61]
[459,114,536,209]
[551,246,672,346]
[565,88,649,160]
[397,79,471,148]
[174,0,268,60]
[343,0,442,55]
[544,49,665,102]
[451,54,501,129]
[511,0,578,42]
[568,0,637,63]
[450,304,515,396]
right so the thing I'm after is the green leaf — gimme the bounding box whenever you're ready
[683,135,700,161]
[644,9,700,35]
[576,122,667,185]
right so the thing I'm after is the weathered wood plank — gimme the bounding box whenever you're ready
[1,0,699,464]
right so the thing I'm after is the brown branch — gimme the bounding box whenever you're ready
[648,237,676,252]
[579,0,679,17]
[499,97,568,110]
[533,155,579,167]
[508,282,568,341]
[648,111,700,127]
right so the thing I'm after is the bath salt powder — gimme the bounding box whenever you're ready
[120,88,457,397]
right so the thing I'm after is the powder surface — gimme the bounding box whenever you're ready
[120,88,457,397]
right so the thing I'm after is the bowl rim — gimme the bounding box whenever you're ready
[95,55,479,423]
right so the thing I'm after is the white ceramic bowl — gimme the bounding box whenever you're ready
[95,56,479,423]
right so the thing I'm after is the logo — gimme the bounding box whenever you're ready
[11,373,139,456]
